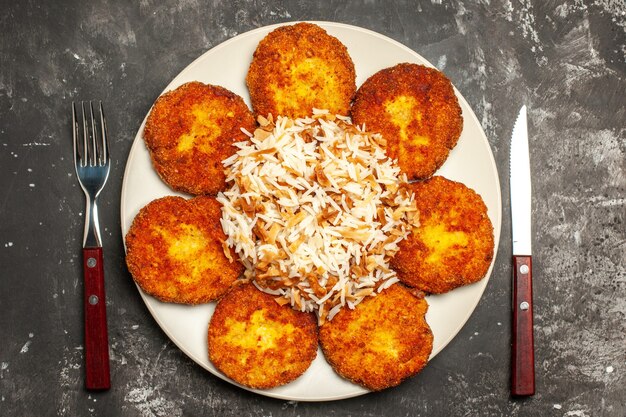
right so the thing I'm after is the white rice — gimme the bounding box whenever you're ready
[218,111,419,324]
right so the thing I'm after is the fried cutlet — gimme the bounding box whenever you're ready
[319,284,433,391]
[125,196,243,304]
[143,81,256,195]
[391,176,494,294]
[207,283,318,389]
[351,63,463,180]
[246,22,356,118]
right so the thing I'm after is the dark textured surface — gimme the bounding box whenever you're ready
[1,1,624,416]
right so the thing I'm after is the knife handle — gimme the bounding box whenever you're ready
[83,247,111,391]
[512,255,535,396]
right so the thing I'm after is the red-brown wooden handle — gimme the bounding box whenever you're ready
[512,255,535,396]
[83,247,111,390]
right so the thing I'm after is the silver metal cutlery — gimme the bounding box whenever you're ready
[72,101,111,390]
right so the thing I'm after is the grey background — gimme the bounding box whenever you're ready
[1,0,624,416]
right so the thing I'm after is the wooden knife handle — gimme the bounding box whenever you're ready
[83,247,111,391]
[512,255,535,396]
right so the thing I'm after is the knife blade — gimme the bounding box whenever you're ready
[510,105,535,396]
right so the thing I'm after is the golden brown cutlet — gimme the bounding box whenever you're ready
[125,196,243,304]
[391,176,494,294]
[143,81,256,195]
[246,22,356,118]
[319,284,433,391]
[351,63,463,180]
[208,283,318,389]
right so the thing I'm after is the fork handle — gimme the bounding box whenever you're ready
[83,247,111,390]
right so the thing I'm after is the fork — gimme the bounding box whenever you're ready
[72,101,111,390]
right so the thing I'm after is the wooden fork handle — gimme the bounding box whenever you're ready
[512,255,535,396]
[83,247,111,390]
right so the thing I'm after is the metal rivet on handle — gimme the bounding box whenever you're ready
[520,264,529,274]
[87,257,97,268]
[520,301,529,311]
[89,295,99,305]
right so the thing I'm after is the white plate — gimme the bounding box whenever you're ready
[120,21,502,402]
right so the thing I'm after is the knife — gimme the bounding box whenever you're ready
[510,105,535,396]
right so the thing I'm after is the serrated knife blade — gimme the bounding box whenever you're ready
[510,106,532,256]
[509,105,535,396]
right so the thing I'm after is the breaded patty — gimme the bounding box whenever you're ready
[125,196,243,304]
[143,81,256,195]
[246,22,356,118]
[208,283,318,389]
[391,176,494,294]
[319,284,433,391]
[351,63,463,180]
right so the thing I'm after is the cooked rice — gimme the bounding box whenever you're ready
[218,110,419,324]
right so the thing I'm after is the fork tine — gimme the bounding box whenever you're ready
[81,102,90,167]
[99,102,109,165]
[72,101,80,166]
[89,101,98,167]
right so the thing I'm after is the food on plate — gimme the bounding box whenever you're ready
[246,22,356,119]
[143,81,256,195]
[351,63,463,180]
[319,283,433,391]
[390,176,494,294]
[218,112,419,324]
[126,23,499,396]
[208,282,318,389]
[125,195,243,304]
